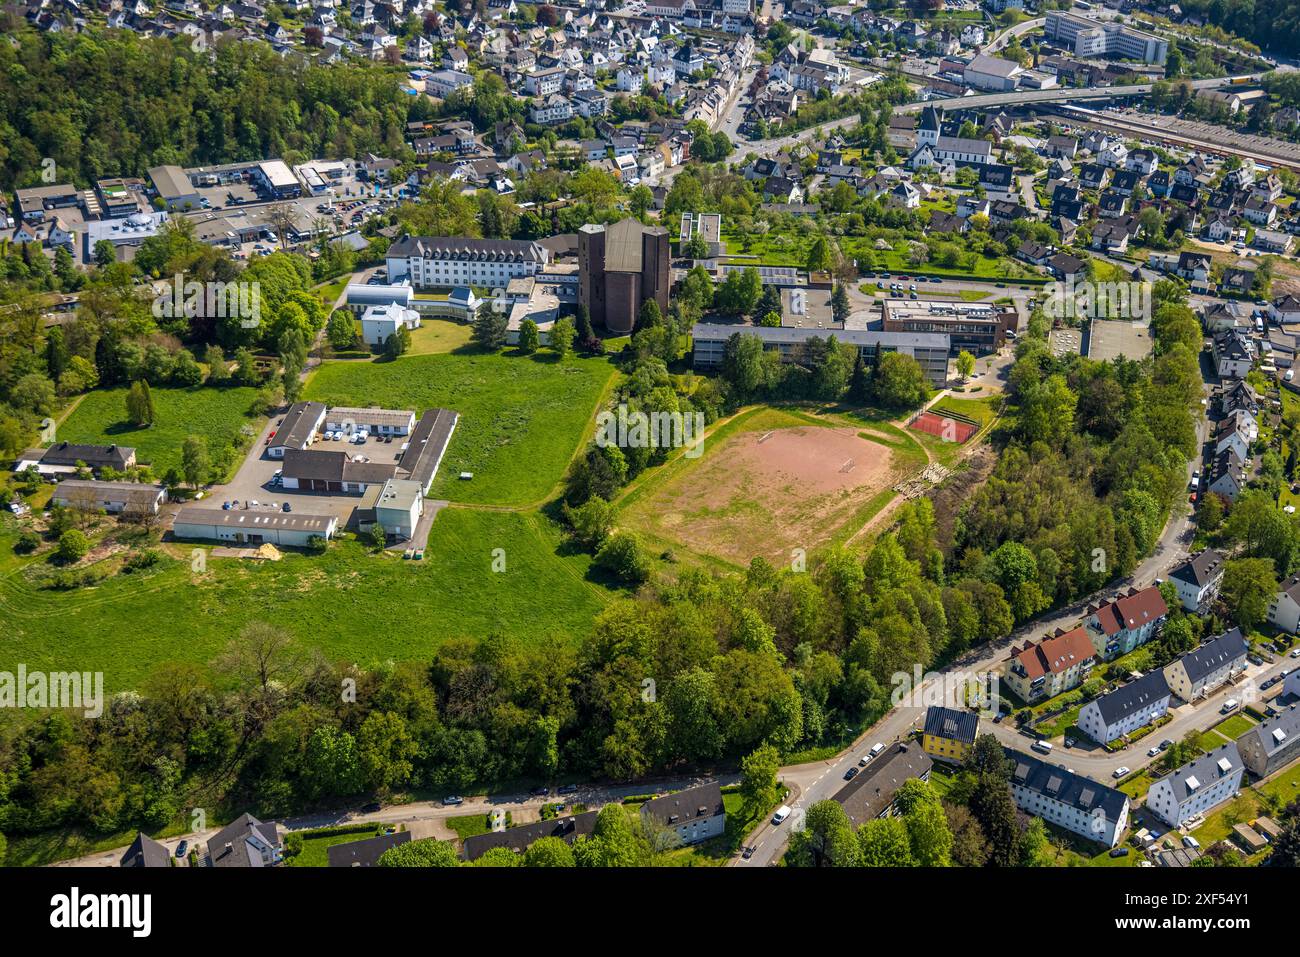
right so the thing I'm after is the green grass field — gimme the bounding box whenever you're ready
[303,351,616,506]
[285,825,387,867]
[0,508,608,693]
[55,385,263,478]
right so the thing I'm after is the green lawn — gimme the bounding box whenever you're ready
[446,812,511,841]
[303,350,616,507]
[0,507,609,693]
[56,385,263,478]
[284,825,387,867]
[1213,713,1257,740]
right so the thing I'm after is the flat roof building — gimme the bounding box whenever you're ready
[691,323,950,386]
[881,298,1017,356]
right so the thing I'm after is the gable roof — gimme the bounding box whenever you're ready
[1091,586,1168,636]
[121,832,171,868]
[1161,742,1242,802]
[640,781,725,830]
[1237,704,1300,760]
[1011,626,1095,680]
[1179,628,1248,683]
[326,830,412,867]
[462,810,599,861]
[834,742,933,827]
[1006,747,1128,821]
[206,812,280,867]
[1091,669,1170,726]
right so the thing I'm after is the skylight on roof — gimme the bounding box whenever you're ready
[1186,775,1201,791]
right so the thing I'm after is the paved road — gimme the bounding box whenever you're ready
[894,74,1257,114]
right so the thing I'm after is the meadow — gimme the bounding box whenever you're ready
[55,385,263,478]
[303,350,616,506]
[0,507,608,693]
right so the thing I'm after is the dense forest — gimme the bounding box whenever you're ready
[1179,0,1300,56]
[0,24,416,189]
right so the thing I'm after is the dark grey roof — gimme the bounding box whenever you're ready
[402,408,459,489]
[326,830,411,867]
[280,448,398,486]
[34,441,135,469]
[206,812,280,868]
[1005,747,1128,821]
[121,832,171,868]
[386,234,546,263]
[1180,628,1248,684]
[1169,549,1224,588]
[1091,670,1170,726]
[1237,704,1300,760]
[271,401,326,452]
[834,742,933,827]
[1163,742,1243,802]
[923,705,978,744]
[462,810,599,861]
[640,781,725,830]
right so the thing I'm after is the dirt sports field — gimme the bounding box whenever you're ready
[621,413,903,566]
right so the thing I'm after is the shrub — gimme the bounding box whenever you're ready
[57,529,90,563]
[14,532,40,554]
[594,531,651,584]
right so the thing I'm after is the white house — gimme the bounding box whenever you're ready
[1145,743,1244,828]
[1168,550,1225,613]
[1007,748,1130,847]
[372,478,425,540]
[361,303,421,347]
[1267,572,1300,634]
[1077,670,1171,746]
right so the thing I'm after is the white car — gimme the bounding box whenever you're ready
[1148,746,1161,757]
[324,431,335,441]
[1113,767,1130,778]
[1291,648,1300,659]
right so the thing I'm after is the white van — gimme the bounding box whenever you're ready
[1182,835,1201,850]
[1221,699,1239,714]
[869,742,885,758]
[1032,740,1054,754]
[772,805,791,825]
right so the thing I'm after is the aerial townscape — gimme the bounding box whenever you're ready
[9,0,1300,910]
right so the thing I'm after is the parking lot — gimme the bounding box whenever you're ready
[205,416,407,527]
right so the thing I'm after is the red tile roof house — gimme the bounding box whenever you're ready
[1084,586,1169,661]
[1003,627,1097,703]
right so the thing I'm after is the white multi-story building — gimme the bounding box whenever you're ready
[1007,749,1130,847]
[424,69,474,99]
[616,67,644,94]
[1267,572,1300,633]
[1044,11,1168,65]
[386,236,549,289]
[1146,743,1244,828]
[1077,670,1171,745]
[1168,549,1225,613]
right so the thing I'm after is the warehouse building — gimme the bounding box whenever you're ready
[172,507,338,546]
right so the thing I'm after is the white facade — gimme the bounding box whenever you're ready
[1145,744,1243,828]
[361,303,421,347]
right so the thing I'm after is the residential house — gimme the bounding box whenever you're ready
[1162,628,1250,703]
[1006,748,1130,847]
[1168,549,1225,613]
[52,480,166,517]
[1212,329,1253,379]
[327,831,412,867]
[834,742,934,827]
[1084,586,1168,661]
[1145,743,1244,828]
[1267,572,1300,634]
[921,706,979,764]
[205,813,282,867]
[1204,448,1246,502]
[121,832,172,868]
[1077,670,1171,745]
[1236,704,1300,779]
[1004,626,1096,703]
[639,782,726,847]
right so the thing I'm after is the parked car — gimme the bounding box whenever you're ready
[175,840,188,858]
[741,846,755,860]
[530,786,550,796]
[1113,766,1130,779]
[843,766,859,781]
[772,805,791,824]
[557,784,579,794]
[1291,648,1300,659]
[1148,745,1162,757]
[869,742,885,757]
[282,502,292,512]
[442,796,464,806]
[361,801,382,813]
[1221,699,1239,714]
[1159,739,1173,751]
[1109,847,1130,858]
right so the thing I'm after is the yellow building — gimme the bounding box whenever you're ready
[921,706,979,764]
